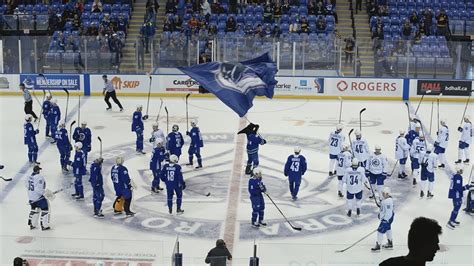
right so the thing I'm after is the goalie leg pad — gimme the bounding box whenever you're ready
[40,210,50,228]
[28,209,39,228]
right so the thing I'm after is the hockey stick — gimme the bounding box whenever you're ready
[429,100,434,135]
[165,107,169,133]
[186,188,211,197]
[359,108,366,132]
[404,102,411,129]
[37,88,46,130]
[97,136,102,158]
[413,118,428,150]
[142,74,152,120]
[389,160,399,177]
[415,90,432,115]
[348,128,355,154]
[68,121,76,147]
[335,229,377,252]
[63,88,70,123]
[155,98,164,122]
[77,94,81,125]
[185,93,191,132]
[37,73,51,95]
[367,182,381,207]
[459,94,471,127]
[468,165,473,184]
[0,176,13,181]
[437,94,442,133]
[264,192,302,231]
[338,97,343,124]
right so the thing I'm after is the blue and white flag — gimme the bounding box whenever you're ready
[178,53,278,117]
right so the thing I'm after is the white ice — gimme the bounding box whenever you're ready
[0,95,473,265]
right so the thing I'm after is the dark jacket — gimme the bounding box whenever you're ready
[205,246,232,266]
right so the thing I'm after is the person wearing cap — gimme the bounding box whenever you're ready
[102,74,123,111]
[447,166,472,229]
[409,133,426,186]
[72,142,86,200]
[367,145,388,200]
[54,120,72,172]
[26,165,50,231]
[20,82,38,121]
[49,99,61,143]
[420,144,437,198]
[24,114,40,165]
[456,115,472,164]
[205,239,233,266]
[132,105,146,155]
[372,187,394,251]
[328,124,345,176]
[89,157,105,218]
[73,121,92,163]
[150,138,166,193]
[42,94,53,138]
[248,167,267,227]
[395,130,410,179]
[434,119,449,168]
[284,146,307,200]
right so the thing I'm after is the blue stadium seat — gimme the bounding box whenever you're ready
[255,14,263,24]
[280,23,289,32]
[281,14,290,24]
[236,13,244,24]
[255,5,263,14]
[390,17,400,26]
[218,13,227,23]
[299,6,307,16]
[245,14,253,24]
[326,15,335,24]
[246,5,254,14]
[290,6,298,16]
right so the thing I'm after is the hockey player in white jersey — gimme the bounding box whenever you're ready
[410,135,426,186]
[367,145,388,200]
[343,158,367,217]
[336,144,352,198]
[395,130,410,179]
[434,119,449,168]
[26,165,50,230]
[149,123,166,149]
[455,115,472,164]
[352,130,370,167]
[371,187,394,252]
[328,124,345,176]
[420,144,437,198]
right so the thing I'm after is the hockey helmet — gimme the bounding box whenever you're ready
[155,138,164,147]
[74,142,83,149]
[252,167,262,177]
[170,154,179,163]
[172,124,179,132]
[294,146,301,154]
[351,158,359,166]
[24,114,33,121]
[116,156,124,165]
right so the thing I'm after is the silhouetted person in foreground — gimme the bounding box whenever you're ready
[205,239,232,266]
[380,217,442,266]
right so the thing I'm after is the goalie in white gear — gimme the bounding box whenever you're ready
[420,144,437,198]
[367,145,388,200]
[336,144,352,198]
[410,134,426,186]
[456,115,472,164]
[434,119,449,168]
[343,158,368,217]
[328,124,345,176]
[395,130,410,179]
[372,187,394,252]
[150,122,166,149]
[26,165,50,230]
[352,130,370,167]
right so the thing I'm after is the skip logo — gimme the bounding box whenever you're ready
[111,76,141,90]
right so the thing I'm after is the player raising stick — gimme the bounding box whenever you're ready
[420,144,437,198]
[371,187,394,252]
[456,116,472,164]
[395,130,410,179]
[186,120,204,169]
[434,119,449,168]
[336,144,352,198]
[328,124,345,176]
[352,130,370,167]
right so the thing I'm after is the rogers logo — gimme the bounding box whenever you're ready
[337,81,348,91]
[337,80,397,92]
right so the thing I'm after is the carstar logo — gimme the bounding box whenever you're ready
[111,76,140,90]
[337,80,348,91]
[173,78,199,87]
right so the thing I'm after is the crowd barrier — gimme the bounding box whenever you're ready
[0,73,472,102]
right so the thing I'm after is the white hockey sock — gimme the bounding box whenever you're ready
[428,181,434,193]
[377,232,383,244]
[338,180,343,192]
[355,199,362,209]
[399,163,406,174]
[40,210,49,228]
[420,180,427,193]
[386,230,393,241]
[347,199,353,211]
[458,148,464,161]
[329,159,336,172]
[439,153,447,165]
[377,185,383,199]
[413,169,419,181]
[28,209,39,227]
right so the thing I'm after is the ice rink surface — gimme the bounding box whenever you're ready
[0,95,473,265]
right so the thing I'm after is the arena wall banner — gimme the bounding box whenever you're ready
[0,74,19,92]
[19,74,81,91]
[324,78,404,99]
[416,79,472,96]
[274,77,324,95]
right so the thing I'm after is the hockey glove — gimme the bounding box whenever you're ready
[149,137,155,143]
[186,131,190,136]
[262,139,267,145]
[458,127,463,132]
[434,141,440,146]
[35,129,39,134]
[182,182,186,190]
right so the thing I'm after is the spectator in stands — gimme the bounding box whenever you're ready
[355,0,362,14]
[264,24,272,37]
[301,16,310,33]
[344,37,355,66]
[392,40,407,56]
[48,10,60,34]
[92,0,103,13]
[117,14,127,35]
[254,24,264,38]
[147,0,160,13]
[413,30,422,44]
[282,0,291,15]
[145,5,157,25]
[75,1,85,14]
[315,2,326,16]
[109,33,123,68]
[355,58,362,77]
[289,19,301,33]
[235,24,244,35]
[422,8,433,36]
[436,9,449,37]
[367,0,377,18]
[57,32,66,51]
[188,15,199,30]
[72,14,81,31]
[211,0,223,14]
[174,16,183,31]
[166,0,178,14]
[326,4,338,23]
[402,20,412,40]
[316,16,326,32]
[263,0,273,23]
[308,1,316,15]
[205,239,232,266]
[272,25,281,38]
[226,16,236,32]
[201,0,211,21]
[410,11,419,25]
[163,17,175,32]
[273,1,282,24]
[135,35,146,69]
[140,23,150,53]
[378,5,388,17]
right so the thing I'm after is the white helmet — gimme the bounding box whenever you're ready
[81,121,87,126]
[399,129,405,135]
[375,145,382,151]
[464,115,471,122]
[382,187,391,195]
[426,144,433,152]
[154,138,163,147]
[342,144,349,151]
[74,142,83,149]
[252,167,262,177]
[355,129,361,137]
[25,114,33,121]
[137,104,143,110]
[455,164,463,173]
[336,123,343,131]
[152,123,159,129]
[440,118,447,125]
[52,98,58,104]
[46,94,52,100]
[191,120,197,127]
[294,146,301,154]
[116,156,124,165]
[415,123,421,128]
[351,158,359,166]
[170,154,179,163]
[59,120,66,127]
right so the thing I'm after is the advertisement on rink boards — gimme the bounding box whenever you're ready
[0,74,19,91]
[274,77,324,95]
[417,79,472,96]
[324,78,404,98]
[19,74,81,91]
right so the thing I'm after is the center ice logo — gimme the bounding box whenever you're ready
[65,133,412,239]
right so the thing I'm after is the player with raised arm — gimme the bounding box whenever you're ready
[336,144,352,198]
[149,122,165,149]
[132,105,146,155]
[395,130,410,179]
[89,157,105,218]
[245,125,266,175]
[434,119,449,168]
[456,116,472,164]
[367,145,388,200]
[42,94,53,138]
[159,154,185,214]
[24,115,40,165]
[405,123,420,146]
[150,138,166,193]
[26,165,50,230]
[49,99,61,144]
[54,120,71,173]
[111,157,135,216]
[284,147,307,200]
[248,167,267,227]
[328,124,345,176]
[167,124,185,159]
[71,142,86,200]
[372,187,394,252]
[186,120,204,169]
[410,134,426,186]
[73,121,92,163]
[447,166,472,229]
[420,144,437,198]
[343,158,367,217]
[352,130,370,167]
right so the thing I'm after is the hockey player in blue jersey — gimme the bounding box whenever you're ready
[26,165,50,230]
[54,120,71,172]
[167,124,184,158]
[248,167,267,227]
[447,166,472,229]
[24,115,40,165]
[49,99,61,144]
[159,154,186,214]
[42,94,53,138]
[420,144,437,198]
[89,157,104,218]
[150,138,166,193]
[245,125,266,175]
[455,115,472,164]
[405,123,421,146]
[186,120,204,169]
[71,142,86,200]
[372,187,394,251]
[73,121,92,163]
[132,105,146,155]
[111,156,135,216]
[284,147,307,200]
